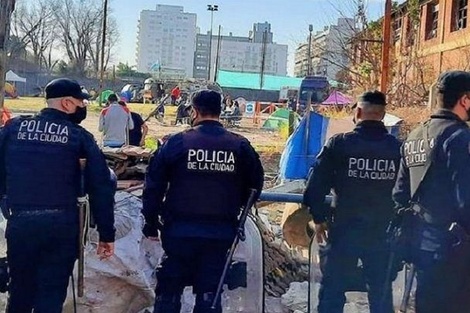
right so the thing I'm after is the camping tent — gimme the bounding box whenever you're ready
[99,89,114,105]
[322,91,353,105]
[262,108,300,130]
[5,70,26,83]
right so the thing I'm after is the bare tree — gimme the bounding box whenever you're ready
[87,15,119,78]
[10,0,58,69]
[53,0,119,76]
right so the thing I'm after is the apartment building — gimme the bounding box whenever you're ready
[294,18,356,80]
[194,23,288,80]
[136,5,197,78]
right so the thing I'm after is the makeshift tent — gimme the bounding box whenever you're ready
[262,108,300,130]
[5,70,26,83]
[322,91,353,105]
[279,112,402,180]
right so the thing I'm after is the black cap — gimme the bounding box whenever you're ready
[191,89,222,113]
[357,90,386,106]
[45,78,90,100]
[437,71,470,94]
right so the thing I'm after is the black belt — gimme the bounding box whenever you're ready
[10,208,72,217]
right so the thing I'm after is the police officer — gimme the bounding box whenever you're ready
[303,91,401,313]
[142,89,264,313]
[0,78,116,313]
[393,71,470,313]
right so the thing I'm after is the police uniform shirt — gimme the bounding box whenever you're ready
[304,120,402,229]
[0,108,115,242]
[142,120,264,239]
[393,109,470,230]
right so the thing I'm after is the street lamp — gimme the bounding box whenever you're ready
[207,4,218,81]
[307,24,313,76]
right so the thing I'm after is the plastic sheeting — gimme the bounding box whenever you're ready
[64,191,163,313]
[61,192,264,313]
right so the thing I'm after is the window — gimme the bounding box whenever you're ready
[453,0,468,31]
[393,17,402,42]
[426,2,439,39]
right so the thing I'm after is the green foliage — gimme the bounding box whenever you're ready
[116,62,152,79]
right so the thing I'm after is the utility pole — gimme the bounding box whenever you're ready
[214,25,222,82]
[0,0,15,112]
[207,4,218,81]
[380,0,392,93]
[307,24,313,76]
[99,0,108,93]
[260,30,268,90]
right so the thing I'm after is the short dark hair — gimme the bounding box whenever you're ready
[191,89,222,117]
[436,71,470,109]
[108,93,118,102]
[118,100,126,106]
[437,90,466,109]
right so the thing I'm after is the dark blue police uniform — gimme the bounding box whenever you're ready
[304,118,401,313]
[393,108,470,313]
[0,79,115,313]
[143,110,264,312]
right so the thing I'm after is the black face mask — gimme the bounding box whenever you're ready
[69,106,87,124]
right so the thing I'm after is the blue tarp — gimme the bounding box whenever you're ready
[279,112,328,180]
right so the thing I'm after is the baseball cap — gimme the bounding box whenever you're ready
[436,71,470,94]
[45,78,90,100]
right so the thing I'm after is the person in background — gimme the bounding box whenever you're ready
[118,101,148,147]
[171,86,181,105]
[99,93,134,147]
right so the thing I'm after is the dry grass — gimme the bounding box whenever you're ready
[4,97,178,117]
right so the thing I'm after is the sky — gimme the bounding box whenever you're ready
[21,0,398,75]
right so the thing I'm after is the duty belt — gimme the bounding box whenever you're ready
[10,208,69,217]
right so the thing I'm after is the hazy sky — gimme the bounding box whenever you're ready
[20,0,399,75]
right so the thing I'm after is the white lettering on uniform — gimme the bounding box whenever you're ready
[348,157,397,180]
[17,120,69,144]
[187,149,236,173]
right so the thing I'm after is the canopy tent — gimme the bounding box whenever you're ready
[5,70,26,83]
[322,91,353,105]
[279,112,402,180]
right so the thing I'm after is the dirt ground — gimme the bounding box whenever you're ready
[81,111,285,175]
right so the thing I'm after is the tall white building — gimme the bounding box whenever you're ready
[294,18,356,80]
[136,5,197,78]
[194,23,288,80]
